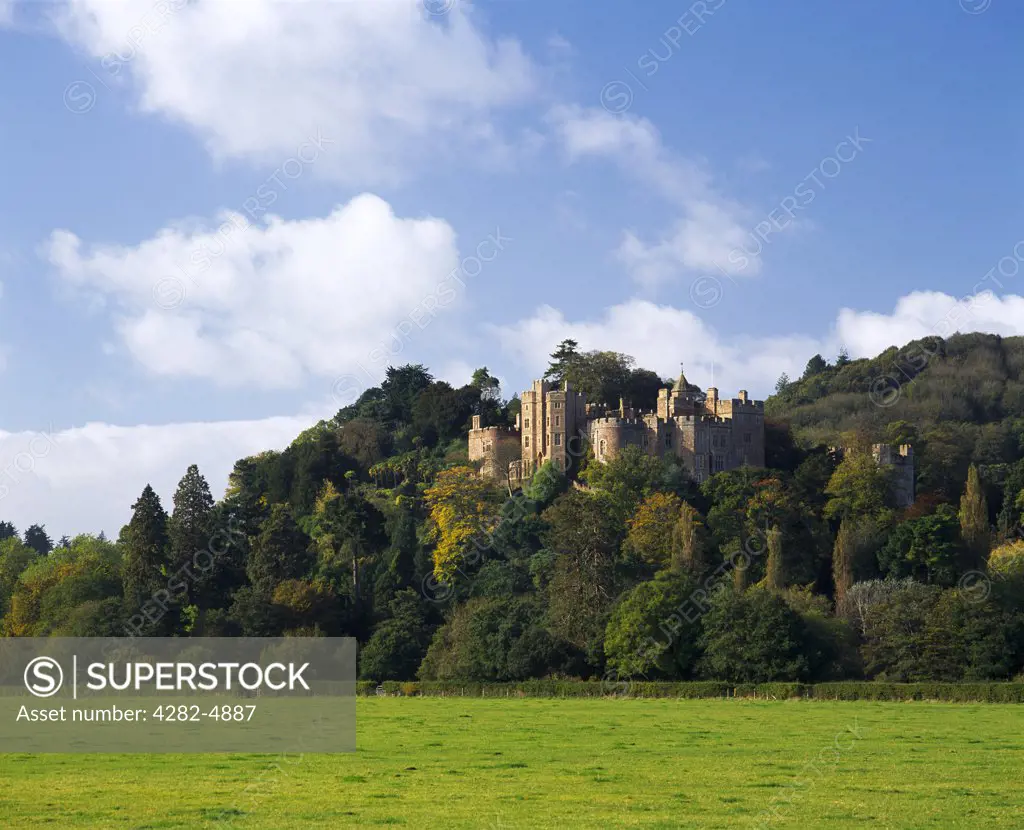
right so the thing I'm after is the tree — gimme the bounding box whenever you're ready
[774,373,791,394]
[604,571,701,679]
[3,535,121,637]
[246,503,312,593]
[0,521,18,541]
[121,485,170,624]
[419,596,557,681]
[167,464,215,612]
[764,526,785,591]
[836,347,851,367]
[310,481,386,616]
[470,367,501,402]
[544,339,581,386]
[832,518,879,609]
[959,464,990,566]
[824,447,893,522]
[877,505,963,585]
[858,581,942,681]
[424,466,502,581]
[381,364,434,425]
[699,586,811,682]
[625,492,683,568]
[580,446,675,518]
[23,524,52,555]
[543,491,625,659]
[359,589,432,681]
[803,354,828,379]
[673,501,708,573]
[0,536,38,621]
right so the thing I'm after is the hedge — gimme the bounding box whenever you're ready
[356,680,1024,703]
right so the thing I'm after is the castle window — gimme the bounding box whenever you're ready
[665,434,672,448]
[554,402,562,409]
[524,418,530,429]
[525,436,530,448]
[554,433,562,446]
[744,433,752,445]
[483,441,492,453]
[555,416,561,427]
[599,439,606,458]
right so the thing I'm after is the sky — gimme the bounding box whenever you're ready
[1,0,1023,538]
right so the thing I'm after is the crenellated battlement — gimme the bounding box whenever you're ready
[471,360,769,485]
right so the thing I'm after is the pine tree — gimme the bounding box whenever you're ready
[0,521,18,541]
[167,464,215,607]
[544,338,581,384]
[959,464,990,565]
[765,526,784,592]
[23,524,52,555]
[121,484,170,624]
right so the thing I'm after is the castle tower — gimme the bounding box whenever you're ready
[520,380,586,478]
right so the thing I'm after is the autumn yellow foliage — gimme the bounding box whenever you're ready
[424,466,502,581]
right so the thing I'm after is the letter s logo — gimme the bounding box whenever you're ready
[25,657,64,698]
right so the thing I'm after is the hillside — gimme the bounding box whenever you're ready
[766,332,1024,503]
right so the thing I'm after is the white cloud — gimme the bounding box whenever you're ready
[54,0,537,183]
[549,105,759,288]
[835,290,1024,359]
[491,300,818,401]
[45,194,464,388]
[492,289,1024,401]
[0,413,318,538]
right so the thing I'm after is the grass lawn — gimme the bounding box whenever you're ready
[1,697,1022,828]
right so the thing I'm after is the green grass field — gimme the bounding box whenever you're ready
[1,698,1022,829]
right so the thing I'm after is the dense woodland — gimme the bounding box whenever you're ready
[4,333,1024,685]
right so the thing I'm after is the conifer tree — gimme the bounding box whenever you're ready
[832,518,856,609]
[959,464,990,566]
[167,464,215,606]
[121,484,170,625]
[673,502,706,572]
[23,524,52,555]
[247,503,312,593]
[765,526,785,592]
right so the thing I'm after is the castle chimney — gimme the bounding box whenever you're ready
[738,390,749,403]
[471,415,481,430]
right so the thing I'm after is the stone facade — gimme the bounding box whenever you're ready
[469,367,767,485]
[467,415,522,482]
[872,443,915,507]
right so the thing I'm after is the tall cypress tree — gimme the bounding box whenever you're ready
[959,464,990,566]
[832,518,856,609]
[765,526,785,592]
[167,464,215,608]
[121,484,170,630]
[673,502,706,573]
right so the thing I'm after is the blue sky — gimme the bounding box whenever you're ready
[0,0,1022,536]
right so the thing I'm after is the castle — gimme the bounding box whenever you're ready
[468,366,916,507]
[469,366,766,486]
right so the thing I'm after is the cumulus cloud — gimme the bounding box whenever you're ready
[45,194,466,388]
[0,414,318,538]
[549,105,759,288]
[491,300,818,401]
[53,0,537,183]
[493,289,1024,400]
